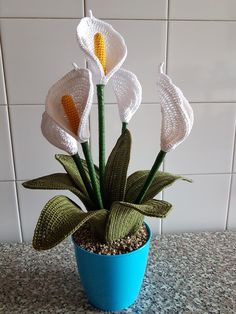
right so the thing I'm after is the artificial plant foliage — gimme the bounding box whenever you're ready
[88,208,108,242]
[80,141,104,209]
[22,173,75,191]
[23,173,97,211]
[55,154,92,194]
[97,84,106,195]
[33,195,107,250]
[105,199,172,242]
[125,170,191,203]
[105,201,144,242]
[126,199,172,217]
[104,129,131,208]
[23,12,194,251]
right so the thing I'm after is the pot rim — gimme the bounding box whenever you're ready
[72,222,152,258]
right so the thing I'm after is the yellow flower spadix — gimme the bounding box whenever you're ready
[94,32,107,75]
[61,95,80,135]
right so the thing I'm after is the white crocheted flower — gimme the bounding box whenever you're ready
[77,10,127,85]
[45,68,93,143]
[158,63,194,152]
[112,68,142,123]
[41,112,78,155]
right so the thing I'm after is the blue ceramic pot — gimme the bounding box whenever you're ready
[72,224,152,312]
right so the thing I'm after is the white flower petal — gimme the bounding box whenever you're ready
[112,68,142,123]
[45,68,93,143]
[77,11,127,85]
[41,112,78,155]
[158,63,194,152]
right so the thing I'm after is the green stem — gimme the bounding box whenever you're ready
[122,122,128,133]
[72,153,94,201]
[135,150,167,204]
[81,142,104,209]
[97,84,105,198]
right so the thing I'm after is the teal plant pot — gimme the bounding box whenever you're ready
[72,224,152,312]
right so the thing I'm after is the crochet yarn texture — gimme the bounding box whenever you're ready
[77,10,127,85]
[158,63,194,152]
[112,68,142,123]
[45,68,94,143]
[41,112,78,155]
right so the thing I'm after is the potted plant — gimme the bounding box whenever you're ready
[23,11,194,312]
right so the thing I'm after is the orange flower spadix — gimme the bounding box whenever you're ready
[61,95,80,135]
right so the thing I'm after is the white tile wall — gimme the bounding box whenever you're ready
[17,183,83,241]
[10,105,62,180]
[0,0,84,18]
[167,21,236,102]
[165,103,236,174]
[86,0,167,19]
[0,182,21,242]
[9,105,83,180]
[103,20,167,103]
[162,174,231,233]
[234,137,236,173]
[0,106,14,180]
[227,174,236,230]
[0,44,6,105]
[169,0,236,20]
[0,19,84,105]
[0,1,235,241]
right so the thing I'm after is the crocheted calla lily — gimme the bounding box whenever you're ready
[77,10,127,85]
[41,112,78,155]
[45,68,94,143]
[112,69,142,123]
[158,63,194,152]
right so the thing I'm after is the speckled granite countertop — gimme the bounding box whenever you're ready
[0,232,236,314]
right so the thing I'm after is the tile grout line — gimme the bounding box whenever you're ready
[165,0,170,75]
[159,172,234,176]
[0,180,15,182]
[6,101,236,106]
[83,0,86,17]
[161,0,170,236]
[83,0,93,152]
[10,172,236,183]
[1,17,236,22]
[0,30,23,242]
[0,48,7,105]
[225,119,236,230]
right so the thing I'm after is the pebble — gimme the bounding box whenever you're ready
[73,223,149,255]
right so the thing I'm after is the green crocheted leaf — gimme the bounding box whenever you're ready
[125,171,191,203]
[33,195,107,250]
[105,201,144,242]
[23,173,73,190]
[120,199,172,218]
[55,154,99,195]
[104,129,131,208]
[22,173,97,211]
[89,209,108,242]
